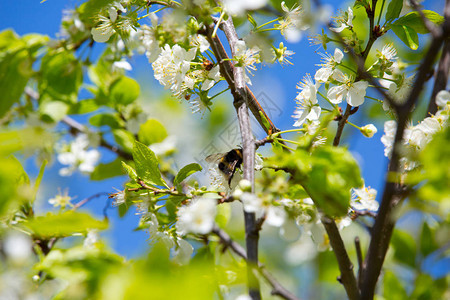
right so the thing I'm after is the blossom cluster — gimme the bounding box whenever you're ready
[381,90,449,170]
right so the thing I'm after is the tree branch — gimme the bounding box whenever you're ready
[212,227,300,300]
[360,12,450,298]
[219,16,260,300]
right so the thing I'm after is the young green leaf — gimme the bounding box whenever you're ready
[110,76,140,105]
[138,119,168,145]
[132,140,168,187]
[90,158,124,181]
[174,163,202,186]
[391,24,419,50]
[25,211,108,238]
[393,11,444,34]
[385,0,403,22]
[121,161,138,181]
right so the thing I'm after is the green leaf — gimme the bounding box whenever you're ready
[419,222,438,257]
[39,50,82,103]
[385,0,403,22]
[121,161,138,181]
[394,11,444,34]
[132,140,167,187]
[110,76,140,105]
[383,271,408,300]
[306,147,362,217]
[39,100,69,122]
[9,155,30,186]
[174,163,202,186]
[90,158,124,181]
[112,129,135,154]
[391,24,419,50]
[410,274,447,300]
[391,229,416,268]
[259,111,272,133]
[89,113,123,129]
[25,211,108,238]
[0,47,32,117]
[138,119,168,145]
[69,99,100,114]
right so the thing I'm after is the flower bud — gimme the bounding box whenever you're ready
[360,124,377,138]
[238,179,252,192]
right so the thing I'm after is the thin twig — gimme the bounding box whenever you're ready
[72,192,110,210]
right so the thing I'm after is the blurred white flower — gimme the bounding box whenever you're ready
[112,59,132,71]
[266,206,287,227]
[380,120,397,157]
[48,189,73,209]
[293,75,321,127]
[277,2,310,43]
[351,186,378,212]
[4,232,32,264]
[436,90,450,107]
[222,0,267,15]
[241,192,263,214]
[285,233,317,265]
[173,238,194,265]
[57,134,100,176]
[176,197,217,235]
[83,230,99,249]
[384,75,415,109]
[149,135,177,156]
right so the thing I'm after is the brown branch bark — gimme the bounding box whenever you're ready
[359,10,450,298]
[219,17,260,300]
[212,227,300,300]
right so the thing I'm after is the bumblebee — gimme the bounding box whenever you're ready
[206,148,243,187]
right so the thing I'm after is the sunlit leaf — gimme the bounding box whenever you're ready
[174,163,202,186]
[138,119,168,146]
[132,140,167,187]
[25,211,108,238]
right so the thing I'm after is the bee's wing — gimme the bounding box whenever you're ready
[205,153,225,164]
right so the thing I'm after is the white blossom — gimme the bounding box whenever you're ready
[57,134,100,176]
[384,75,415,109]
[140,13,160,62]
[351,186,378,212]
[330,7,353,32]
[327,72,368,107]
[293,75,321,127]
[176,197,217,235]
[191,34,210,53]
[233,40,260,85]
[201,65,221,91]
[315,48,344,83]
[152,44,197,96]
